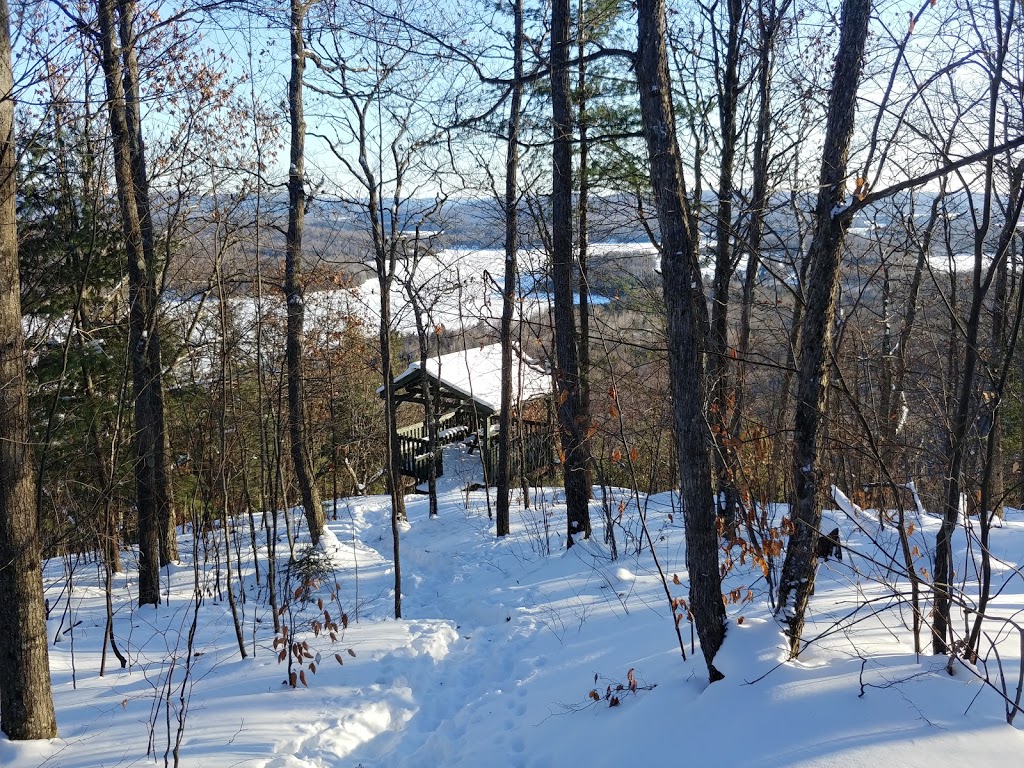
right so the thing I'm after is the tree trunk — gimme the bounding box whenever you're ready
[935,156,1024,653]
[83,359,122,573]
[577,0,591,444]
[551,0,591,545]
[733,0,790,493]
[285,0,325,545]
[117,0,178,566]
[97,0,162,604]
[156,422,177,564]
[775,0,872,656]
[988,196,1012,521]
[966,166,1024,662]
[409,255,439,517]
[0,0,59,735]
[496,0,523,538]
[879,187,946,655]
[636,0,727,681]
[932,0,1020,652]
[708,0,743,525]
[379,294,403,618]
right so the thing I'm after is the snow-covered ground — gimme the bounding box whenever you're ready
[5,447,1024,766]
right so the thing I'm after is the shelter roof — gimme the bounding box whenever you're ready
[381,343,550,415]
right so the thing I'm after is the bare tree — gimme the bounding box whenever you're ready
[731,0,795,515]
[774,0,872,656]
[636,0,727,681]
[96,0,179,604]
[497,0,525,538]
[933,0,1024,650]
[398,225,449,518]
[552,0,592,545]
[307,1,467,613]
[705,0,746,525]
[284,0,326,545]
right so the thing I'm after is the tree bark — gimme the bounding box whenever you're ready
[551,0,592,545]
[286,0,325,545]
[0,0,59,735]
[636,0,727,681]
[775,0,872,656]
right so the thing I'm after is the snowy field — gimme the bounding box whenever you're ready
[4,447,1024,767]
[218,244,643,344]
[312,244,632,337]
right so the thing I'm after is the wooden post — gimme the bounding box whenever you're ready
[482,415,491,482]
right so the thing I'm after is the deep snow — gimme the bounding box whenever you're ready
[4,446,1024,767]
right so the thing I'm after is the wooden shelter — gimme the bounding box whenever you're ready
[380,343,553,483]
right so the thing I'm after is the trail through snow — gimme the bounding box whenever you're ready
[4,446,1024,766]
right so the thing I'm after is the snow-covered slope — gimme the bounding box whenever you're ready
[4,448,1023,766]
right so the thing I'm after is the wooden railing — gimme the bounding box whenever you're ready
[483,419,552,482]
[395,431,441,483]
[396,411,471,482]
[396,411,552,485]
